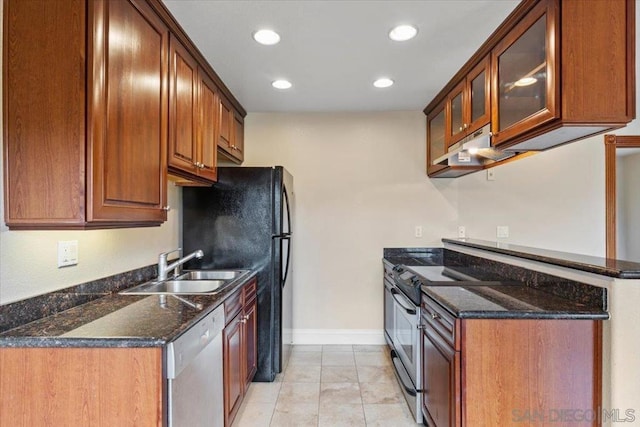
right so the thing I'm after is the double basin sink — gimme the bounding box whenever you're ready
[121,269,251,295]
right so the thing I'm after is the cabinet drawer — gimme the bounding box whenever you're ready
[421,295,458,350]
[225,289,243,323]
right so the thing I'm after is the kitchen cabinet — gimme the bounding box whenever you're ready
[4,0,169,229]
[0,347,163,426]
[218,98,245,164]
[446,56,491,147]
[492,0,634,150]
[223,278,257,427]
[424,0,634,178]
[168,35,218,184]
[421,294,602,426]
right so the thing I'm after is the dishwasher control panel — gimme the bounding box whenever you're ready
[166,305,225,379]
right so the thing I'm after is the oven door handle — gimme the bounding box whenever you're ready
[390,349,422,395]
[390,288,416,315]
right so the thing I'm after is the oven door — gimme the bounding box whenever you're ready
[390,286,419,380]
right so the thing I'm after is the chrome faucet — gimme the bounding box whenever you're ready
[157,248,204,281]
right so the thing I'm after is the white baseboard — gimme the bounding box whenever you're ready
[292,329,386,345]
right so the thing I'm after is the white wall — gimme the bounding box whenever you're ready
[244,112,457,337]
[456,136,607,256]
[0,185,181,304]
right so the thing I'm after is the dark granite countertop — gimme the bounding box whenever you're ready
[0,271,256,348]
[383,246,608,320]
[421,283,608,320]
[443,238,640,279]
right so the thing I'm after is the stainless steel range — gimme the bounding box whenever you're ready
[383,260,476,424]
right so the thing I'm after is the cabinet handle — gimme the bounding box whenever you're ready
[431,312,440,320]
[163,206,171,212]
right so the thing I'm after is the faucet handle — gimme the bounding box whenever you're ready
[159,248,182,261]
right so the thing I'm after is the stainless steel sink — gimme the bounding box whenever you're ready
[176,270,248,281]
[120,269,251,295]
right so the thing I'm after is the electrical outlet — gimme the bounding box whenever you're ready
[487,169,496,181]
[458,226,466,238]
[496,226,509,239]
[58,240,78,267]
[415,226,423,238]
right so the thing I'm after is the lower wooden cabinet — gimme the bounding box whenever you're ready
[223,278,258,427]
[0,347,163,426]
[421,294,602,427]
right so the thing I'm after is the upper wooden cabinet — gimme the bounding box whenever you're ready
[168,35,218,184]
[424,0,635,177]
[4,0,169,229]
[218,97,245,164]
[446,56,491,147]
[493,0,634,150]
[4,0,246,227]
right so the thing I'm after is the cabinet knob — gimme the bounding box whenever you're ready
[163,206,171,211]
[431,312,440,320]
[463,123,468,130]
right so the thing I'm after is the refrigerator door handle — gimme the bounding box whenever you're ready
[272,233,291,239]
[280,235,291,288]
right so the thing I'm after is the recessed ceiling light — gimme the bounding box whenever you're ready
[373,78,394,88]
[389,25,418,42]
[272,79,292,90]
[253,29,281,45]
[514,76,537,87]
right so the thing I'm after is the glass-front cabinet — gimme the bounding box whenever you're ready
[446,56,491,147]
[491,0,559,147]
[427,103,447,175]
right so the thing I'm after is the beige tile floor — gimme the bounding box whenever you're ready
[233,344,420,427]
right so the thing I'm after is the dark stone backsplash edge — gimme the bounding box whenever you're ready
[443,249,607,311]
[383,247,443,266]
[0,264,157,333]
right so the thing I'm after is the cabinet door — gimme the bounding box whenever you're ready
[198,72,219,182]
[422,326,460,427]
[4,0,87,227]
[218,96,233,151]
[427,104,447,175]
[243,295,257,387]
[232,113,245,162]
[88,0,168,223]
[446,81,466,146]
[168,35,198,175]
[491,0,559,146]
[466,56,491,135]
[223,314,244,427]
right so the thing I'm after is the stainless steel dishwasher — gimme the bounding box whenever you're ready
[166,304,225,427]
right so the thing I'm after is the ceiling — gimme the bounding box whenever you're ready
[162,0,520,113]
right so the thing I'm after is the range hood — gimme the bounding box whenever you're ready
[432,124,515,167]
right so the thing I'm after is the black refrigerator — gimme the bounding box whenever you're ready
[182,166,293,382]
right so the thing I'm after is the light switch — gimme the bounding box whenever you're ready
[415,226,423,238]
[58,240,78,267]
